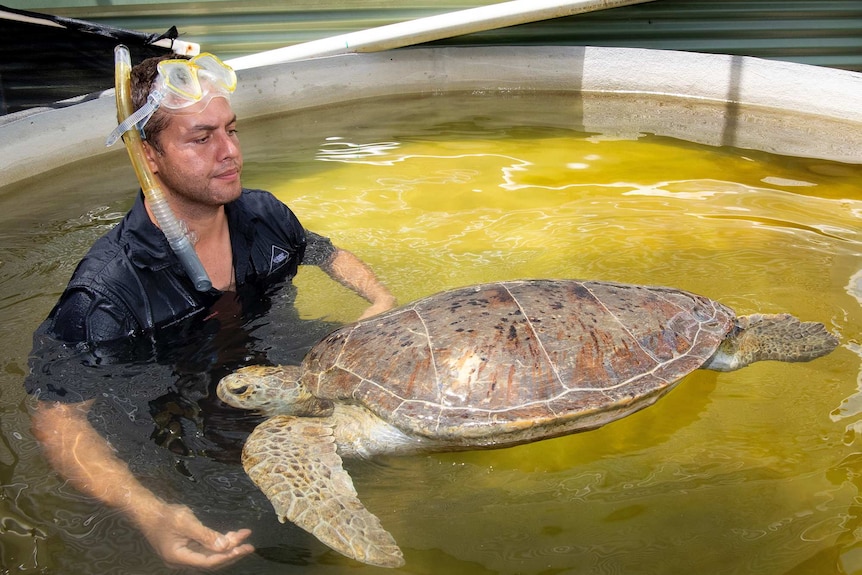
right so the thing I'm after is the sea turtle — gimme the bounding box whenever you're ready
[217,279,838,567]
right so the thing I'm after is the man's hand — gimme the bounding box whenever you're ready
[30,401,254,571]
[358,299,396,320]
[135,501,254,570]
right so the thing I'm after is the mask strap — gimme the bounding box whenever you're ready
[105,90,164,147]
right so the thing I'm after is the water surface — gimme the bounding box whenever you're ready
[1,92,860,574]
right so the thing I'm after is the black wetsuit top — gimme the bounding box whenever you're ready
[26,187,337,403]
[41,188,334,343]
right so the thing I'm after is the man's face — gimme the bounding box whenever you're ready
[145,97,243,208]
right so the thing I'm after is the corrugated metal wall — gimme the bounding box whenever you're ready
[447,0,862,72]
[27,0,862,71]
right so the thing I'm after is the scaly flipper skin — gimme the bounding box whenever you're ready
[735,313,839,363]
[703,313,840,371]
[242,415,405,567]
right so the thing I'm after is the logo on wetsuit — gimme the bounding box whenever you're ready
[270,245,292,274]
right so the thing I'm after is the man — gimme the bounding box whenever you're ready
[26,53,396,570]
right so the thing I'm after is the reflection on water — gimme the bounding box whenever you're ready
[1,92,861,574]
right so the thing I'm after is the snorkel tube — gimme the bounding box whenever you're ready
[111,45,212,292]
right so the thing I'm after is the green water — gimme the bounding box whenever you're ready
[1,92,861,574]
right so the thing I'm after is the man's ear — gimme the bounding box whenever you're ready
[142,140,160,173]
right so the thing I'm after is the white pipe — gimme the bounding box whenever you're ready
[225,0,656,70]
[159,38,200,56]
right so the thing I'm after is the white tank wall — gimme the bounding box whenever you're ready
[2,46,861,188]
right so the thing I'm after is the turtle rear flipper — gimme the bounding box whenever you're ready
[243,415,405,567]
[703,313,839,372]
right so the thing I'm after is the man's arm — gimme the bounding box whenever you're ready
[322,248,397,319]
[29,400,254,569]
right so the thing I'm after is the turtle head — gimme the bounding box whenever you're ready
[217,365,334,417]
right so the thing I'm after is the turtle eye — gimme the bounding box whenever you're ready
[231,384,249,396]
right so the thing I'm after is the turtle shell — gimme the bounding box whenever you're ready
[300,280,735,444]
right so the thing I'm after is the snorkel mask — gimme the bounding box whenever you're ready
[106,52,237,146]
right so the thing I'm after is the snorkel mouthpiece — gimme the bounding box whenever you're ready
[110,45,212,292]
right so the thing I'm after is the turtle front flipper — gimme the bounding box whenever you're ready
[242,415,405,567]
[703,313,839,371]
